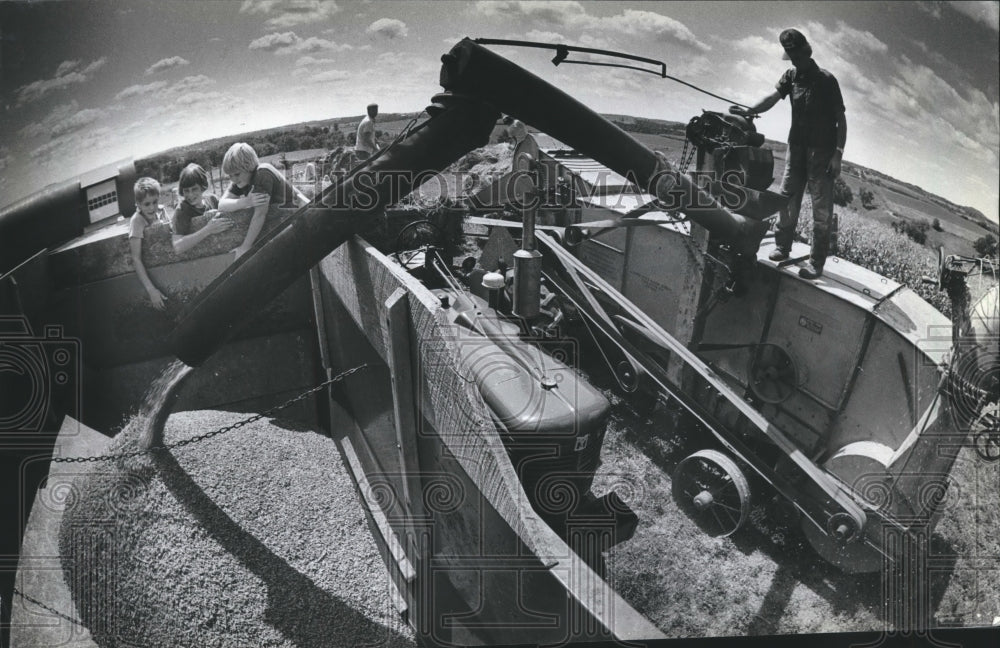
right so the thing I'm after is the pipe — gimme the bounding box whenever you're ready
[0,181,86,276]
[439,39,768,251]
[170,96,499,366]
[513,166,542,319]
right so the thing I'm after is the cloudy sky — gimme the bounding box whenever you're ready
[1,0,997,222]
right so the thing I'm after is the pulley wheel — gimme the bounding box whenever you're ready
[671,449,750,537]
[800,516,883,574]
[748,343,797,404]
[972,402,1000,462]
[614,359,641,393]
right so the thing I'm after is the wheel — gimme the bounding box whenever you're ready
[394,219,444,268]
[671,449,750,537]
[748,343,797,404]
[799,515,883,574]
[972,402,1000,462]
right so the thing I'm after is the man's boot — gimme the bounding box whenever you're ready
[799,260,823,279]
[800,225,829,279]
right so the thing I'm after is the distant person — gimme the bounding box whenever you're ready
[217,142,309,261]
[171,163,233,254]
[355,103,380,160]
[508,118,527,144]
[732,28,846,280]
[499,115,527,144]
[128,177,171,310]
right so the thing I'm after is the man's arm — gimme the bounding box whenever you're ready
[733,90,782,116]
[828,111,847,177]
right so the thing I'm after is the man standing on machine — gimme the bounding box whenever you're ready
[733,28,847,280]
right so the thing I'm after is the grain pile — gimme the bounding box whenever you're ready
[58,410,415,648]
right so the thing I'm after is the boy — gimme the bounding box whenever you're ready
[218,142,309,260]
[171,163,233,254]
[129,177,170,310]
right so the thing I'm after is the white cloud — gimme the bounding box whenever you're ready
[13,56,108,105]
[297,36,353,53]
[115,80,169,101]
[604,10,709,51]
[891,55,998,162]
[576,32,618,52]
[802,20,887,60]
[113,75,213,103]
[731,34,774,58]
[475,1,586,24]
[524,29,567,43]
[55,60,80,76]
[169,75,214,94]
[174,91,226,106]
[951,1,1000,32]
[81,58,108,75]
[18,100,123,153]
[925,1,1000,32]
[0,146,11,172]
[30,126,114,166]
[295,55,340,67]
[239,0,341,28]
[475,2,709,51]
[915,1,943,20]
[307,70,351,83]
[250,31,300,51]
[249,31,352,54]
[144,56,191,75]
[366,18,408,39]
[49,108,104,137]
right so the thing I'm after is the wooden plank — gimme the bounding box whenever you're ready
[383,287,426,520]
[339,434,417,584]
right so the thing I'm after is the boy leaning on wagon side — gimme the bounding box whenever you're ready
[171,163,233,254]
[217,142,309,261]
[128,177,171,310]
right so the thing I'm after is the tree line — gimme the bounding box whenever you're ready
[136,122,359,185]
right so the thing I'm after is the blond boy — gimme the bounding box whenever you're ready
[217,142,309,260]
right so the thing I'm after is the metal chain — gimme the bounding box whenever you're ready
[52,364,370,464]
[678,139,696,173]
[11,586,87,629]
